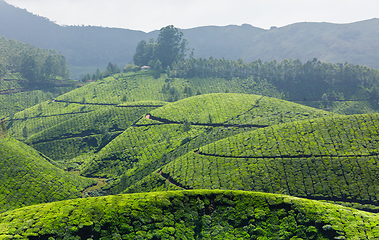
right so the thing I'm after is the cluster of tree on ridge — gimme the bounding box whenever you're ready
[77,25,379,115]
[133,25,189,70]
[169,57,379,103]
[129,26,379,107]
[0,37,69,82]
[81,23,189,82]
[81,62,121,82]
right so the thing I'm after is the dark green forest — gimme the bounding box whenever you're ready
[169,57,379,109]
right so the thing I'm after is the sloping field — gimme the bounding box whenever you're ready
[0,137,95,213]
[139,114,379,209]
[80,93,334,194]
[0,190,378,239]
[5,71,279,160]
[24,101,165,161]
[0,90,55,119]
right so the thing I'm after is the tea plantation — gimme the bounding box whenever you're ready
[0,137,95,213]
[134,113,379,211]
[2,69,379,239]
[80,93,334,194]
[1,190,379,240]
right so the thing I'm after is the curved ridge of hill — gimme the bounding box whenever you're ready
[79,93,334,194]
[1,190,379,239]
[0,136,95,213]
[5,71,283,165]
[135,113,379,209]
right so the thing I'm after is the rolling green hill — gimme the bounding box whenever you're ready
[132,113,379,210]
[4,71,282,160]
[1,190,378,239]
[24,101,166,162]
[2,5,379,235]
[0,136,95,213]
[79,93,334,194]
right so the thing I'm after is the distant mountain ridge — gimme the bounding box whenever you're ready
[1,0,379,78]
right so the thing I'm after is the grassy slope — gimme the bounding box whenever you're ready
[24,102,166,162]
[51,71,282,104]
[80,93,334,194]
[4,71,280,155]
[1,190,378,239]
[0,137,95,213]
[137,114,379,209]
[0,90,54,119]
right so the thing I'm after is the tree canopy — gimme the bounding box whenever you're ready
[133,25,188,69]
[0,37,69,81]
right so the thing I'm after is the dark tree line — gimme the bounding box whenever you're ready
[81,62,121,82]
[167,57,379,103]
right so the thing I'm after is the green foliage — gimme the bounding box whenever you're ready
[0,120,6,137]
[1,190,378,239]
[0,137,94,213]
[82,62,122,82]
[80,93,333,193]
[0,37,69,83]
[133,25,188,69]
[146,113,379,209]
[25,103,161,161]
[156,25,188,68]
[5,71,283,144]
[133,39,156,67]
[170,57,379,114]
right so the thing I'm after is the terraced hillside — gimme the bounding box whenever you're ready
[1,190,378,239]
[4,71,281,158]
[0,90,53,119]
[134,113,379,210]
[48,71,281,105]
[0,136,95,213]
[24,101,166,162]
[80,93,334,194]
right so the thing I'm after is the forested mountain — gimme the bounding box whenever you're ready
[1,0,379,79]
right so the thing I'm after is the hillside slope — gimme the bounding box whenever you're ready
[79,93,334,194]
[0,190,378,239]
[134,113,379,210]
[0,136,94,213]
[5,71,281,150]
[25,101,166,161]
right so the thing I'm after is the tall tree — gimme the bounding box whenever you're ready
[133,39,156,67]
[155,25,188,69]
[133,25,188,69]
[21,55,38,82]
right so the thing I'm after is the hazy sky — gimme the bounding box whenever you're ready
[4,0,379,32]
